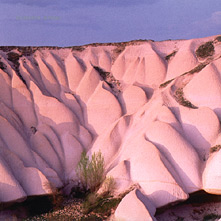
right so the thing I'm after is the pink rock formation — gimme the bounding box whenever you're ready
[0,35,220,219]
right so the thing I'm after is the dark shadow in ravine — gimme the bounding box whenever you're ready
[155,190,221,216]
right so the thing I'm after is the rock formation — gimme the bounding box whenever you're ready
[0,35,221,219]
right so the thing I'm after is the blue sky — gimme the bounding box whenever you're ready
[0,0,221,46]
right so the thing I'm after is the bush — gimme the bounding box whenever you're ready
[82,192,120,216]
[215,36,221,42]
[210,145,221,153]
[75,150,120,217]
[76,150,105,193]
[7,52,21,63]
[101,176,116,196]
[196,41,215,58]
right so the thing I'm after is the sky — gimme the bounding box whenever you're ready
[0,0,221,46]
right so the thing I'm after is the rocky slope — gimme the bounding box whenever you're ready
[0,35,221,220]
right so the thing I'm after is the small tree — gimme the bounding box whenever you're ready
[76,150,105,193]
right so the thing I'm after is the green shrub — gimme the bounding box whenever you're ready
[82,192,121,216]
[75,151,120,217]
[101,176,116,196]
[210,145,221,153]
[76,150,105,193]
[196,41,215,58]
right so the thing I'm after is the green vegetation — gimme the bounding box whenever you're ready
[101,176,116,196]
[175,88,198,109]
[210,145,221,153]
[75,150,126,217]
[165,50,177,61]
[196,41,215,58]
[82,192,120,216]
[76,150,105,193]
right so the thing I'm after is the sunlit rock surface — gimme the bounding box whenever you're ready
[0,35,221,219]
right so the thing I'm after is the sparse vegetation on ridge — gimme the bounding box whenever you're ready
[160,62,208,89]
[7,51,27,86]
[71,45,85,52]
[93,65,121,94]
[160,78,175,88]
[165,50,177,61]
[188,63,207,74]
[196,41,215,58]
[215,36,221,42]
[210,145,221,153]
[175,88,198,109]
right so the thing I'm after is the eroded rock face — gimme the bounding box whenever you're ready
[0,35,221,219]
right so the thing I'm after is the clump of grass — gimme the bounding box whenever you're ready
[165,50,177,61]
[196,41,215,58]
[101,176,116,196]
[75,150,121,217]
[210,145,221,153]
[76,150,105,193]
[175,88,197,109]
[82,192,121,216]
